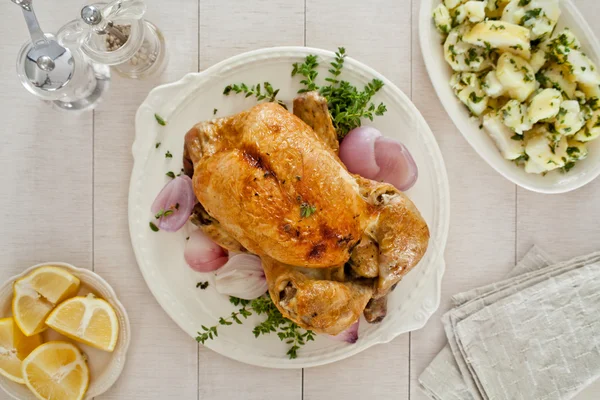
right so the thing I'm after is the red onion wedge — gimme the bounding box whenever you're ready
[328,320,359,344]
[339,127,418,191]
[184,230,228,272]
[151,175,196,232]
[215,254,268,300]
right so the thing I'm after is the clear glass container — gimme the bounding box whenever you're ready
[16,33,110,111]
[57,0,167,79]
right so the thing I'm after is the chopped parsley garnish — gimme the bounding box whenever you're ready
[469,92,485,104]
[166,171,176,179]
[521,8,542,25]
[165,151,173,158]
[519,0,532,6]
[155,209,174,219]
[155,142,161,149]
[213,108,218,115]
[511,134,524,141]
[562,161,576,173]
[196,296,315,360]
[300,203,317,218]
[154,113,166,126]
[149,222,159,232]
[566,146,580,156]
[196,281,209,290]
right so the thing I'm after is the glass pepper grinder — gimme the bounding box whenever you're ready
[13,0,110,111]
[57,0,167,79]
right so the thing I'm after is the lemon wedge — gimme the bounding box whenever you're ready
[0,317,43,383]
[12,266,80,336]
[46,294,119,352]
[21,341,89,400]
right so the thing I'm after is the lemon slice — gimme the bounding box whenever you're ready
[46,294,119,352]
[0,317,43,383]
[13,266,81,336]
[21,341,89,400]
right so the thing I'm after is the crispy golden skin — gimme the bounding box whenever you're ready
[184,100,429,334]
[185,103,364,268]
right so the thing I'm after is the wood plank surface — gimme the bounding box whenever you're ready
[92,2,199,399]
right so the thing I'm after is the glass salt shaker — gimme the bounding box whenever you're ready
[58,0,167,79]
[13,0,110,111]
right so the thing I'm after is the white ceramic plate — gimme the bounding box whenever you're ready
[420,0,600,193]
[130,47,450,368]
[0,262,130,400]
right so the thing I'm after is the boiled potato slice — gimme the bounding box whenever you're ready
[444,26,493,72]
[574,109,600,142]
[445,0,466,10]
[554,100,585,136]
[463,21,531,59]
[527,88,562,124]
[501,99,533,133]
[452,72,489,116]
[579,83,600,100]
[433,4,452,34]
[496,53,536,102]
[483,111,525,159]
[502,0,560,40]
[463,1,486,22]
[530,47,548,73]
[525,129,568,171]
[482,70,505,98]
[538,62,577,99]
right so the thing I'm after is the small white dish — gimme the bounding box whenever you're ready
[419,0,600,194]
[0,262,131,400]
[130,46,450,368]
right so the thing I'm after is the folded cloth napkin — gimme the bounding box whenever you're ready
[419,246,600,400]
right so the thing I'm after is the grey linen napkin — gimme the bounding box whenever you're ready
[420,246,600,400]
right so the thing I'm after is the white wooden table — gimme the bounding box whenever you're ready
[1,1,599,399]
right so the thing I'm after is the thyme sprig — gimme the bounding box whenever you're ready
[292,47,387,139]
[223,82,287,108]
[196,295,315,359]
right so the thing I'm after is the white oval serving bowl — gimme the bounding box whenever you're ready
[420,0,600,193]
[0,262,131,400]
[130,47,450,368]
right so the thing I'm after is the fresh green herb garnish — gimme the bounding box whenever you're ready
[293,47,387,139]
[223,82,287,108]
[154,113,166,126]
[196,281,209,290]
[566,146,580,156]
[166,171,176,179]
[165,151,173,158]
[519,0,532,6]
[155,142,161,149]
[300,203,317,218]
[511,134,524,141]
[213,108,218,115]
[196,296,315,359]
[563,161,576,172]
[155,209,174,219]
[521,8,542,25]
[292,55,320,93]
[149,222,159,232]
[469,92,485,104]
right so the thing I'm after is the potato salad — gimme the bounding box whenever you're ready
[433,0,600,174]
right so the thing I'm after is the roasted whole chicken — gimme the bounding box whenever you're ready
[184,92,429,335]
